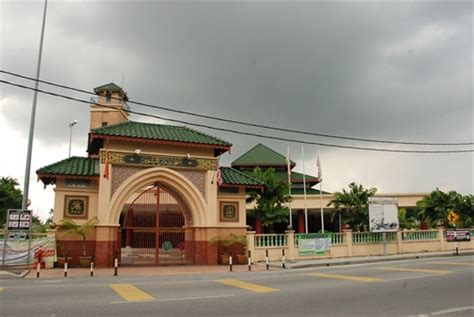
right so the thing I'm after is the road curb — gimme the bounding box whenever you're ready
[262,250,474,269]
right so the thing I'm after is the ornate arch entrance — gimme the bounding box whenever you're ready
[118,183,194,265]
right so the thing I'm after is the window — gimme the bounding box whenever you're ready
[105,92,112,102]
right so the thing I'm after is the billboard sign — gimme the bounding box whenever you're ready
[446,230,470,242]
[368,197,399,232]
[6,209,32,231]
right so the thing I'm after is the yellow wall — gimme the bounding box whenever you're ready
[53,178,99,224]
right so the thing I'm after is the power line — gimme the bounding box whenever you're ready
[1,69,472,147]
[1,79,473,154]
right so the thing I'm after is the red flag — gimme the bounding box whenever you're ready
[103,140,110,180]
[216,164,223,186]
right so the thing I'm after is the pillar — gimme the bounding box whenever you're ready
[298,210,305,233]
[438,228,445,251]
[125,210,133,247]
[94,225,119,267]
[285,230,296,261]
[343,229,353,257]
[396,230,403,254]
[255,217,262,234]
[246,231,256,263]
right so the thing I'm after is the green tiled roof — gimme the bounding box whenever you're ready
[91,121,232,147]
[94,82,123,93]
[232,143,295,167]
[221,167,264,187]
[36,157,99,177]
[291,188,331,195]
[273,170,319,183]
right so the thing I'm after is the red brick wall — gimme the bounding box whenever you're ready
[194,240,218,265]
[95,241,116,268]
[57,238,222,267]
[56,240,96,267]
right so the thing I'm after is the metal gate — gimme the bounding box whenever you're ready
[119,184,193,265]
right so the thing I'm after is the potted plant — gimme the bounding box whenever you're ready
[56,242,71,267]
[209,234,247,265]
[57,217,98,268]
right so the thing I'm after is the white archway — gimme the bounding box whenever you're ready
[107,167,207,226]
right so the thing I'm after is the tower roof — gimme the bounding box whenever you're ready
[94,82,124,93]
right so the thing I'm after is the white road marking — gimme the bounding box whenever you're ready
[110,293,234,304]
[431,306,474,315]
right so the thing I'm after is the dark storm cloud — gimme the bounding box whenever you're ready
[1,1,472,194]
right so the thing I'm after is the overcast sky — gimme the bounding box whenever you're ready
[1,0,472,221]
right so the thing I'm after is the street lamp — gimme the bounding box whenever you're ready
[68,120,77,157]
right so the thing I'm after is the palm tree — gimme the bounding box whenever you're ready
[327,182,377,232]
[57,217,98,257]
[416,189,470,228]
[246,167,291,233]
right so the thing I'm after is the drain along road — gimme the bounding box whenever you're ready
[1,255,473,317]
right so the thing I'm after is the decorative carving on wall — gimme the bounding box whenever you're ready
[111,166,206,198]
[101,151,217,170]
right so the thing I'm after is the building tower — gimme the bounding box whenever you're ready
[89,83,130,130]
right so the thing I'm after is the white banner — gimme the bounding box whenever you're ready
[0,237,56,267]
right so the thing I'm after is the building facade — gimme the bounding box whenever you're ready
[36,84,263,267]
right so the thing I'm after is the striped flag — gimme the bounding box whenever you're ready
[103,140,110,180]
[216,164,223,186]
[317,155,322,180]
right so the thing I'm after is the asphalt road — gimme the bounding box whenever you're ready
[1,255,473,317]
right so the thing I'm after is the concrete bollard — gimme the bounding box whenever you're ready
[282,249,286,269]
[36,262,40,278]
[229,255,233,272]
[265,250,269,270]
[248,250,252,271]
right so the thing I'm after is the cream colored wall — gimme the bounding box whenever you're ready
[97,144,219,226]
[247,193,428,211]
[217,187,248,229]
[90,90,129,130]
[248,230,474,263]
[53,178,99,225]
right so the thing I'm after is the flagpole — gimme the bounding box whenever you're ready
[302,146,308,234]
[286,146,292,229]
[318,152,324,233]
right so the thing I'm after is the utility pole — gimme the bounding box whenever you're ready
[22,0,48,210]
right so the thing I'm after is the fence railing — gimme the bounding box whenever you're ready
[352,232,397,244]
[255,234,287,248]
[332,233,346,245]
[402,230,438,241]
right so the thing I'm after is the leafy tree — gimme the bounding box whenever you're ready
[398,208,418,229]
[246,167,291,233]
[0,177,23,226]
[416,189,473,228]
[327,182,377,232]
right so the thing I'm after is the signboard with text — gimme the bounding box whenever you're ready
[446,230,470,242]
[6,209,32,231]
[369,197,399,232]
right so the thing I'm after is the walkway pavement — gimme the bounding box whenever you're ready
[281,249,474,269]
[2,249,472,279]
